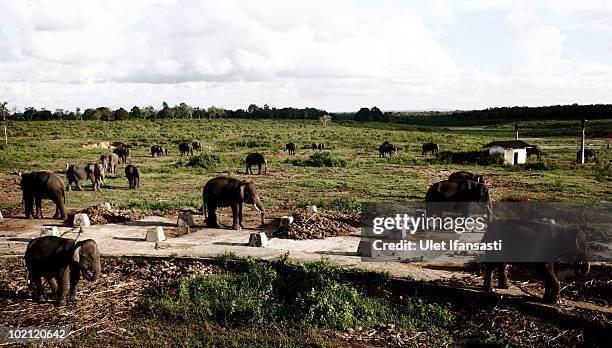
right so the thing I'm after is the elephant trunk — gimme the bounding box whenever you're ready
[254,201,265,226]
[81,256,101,281]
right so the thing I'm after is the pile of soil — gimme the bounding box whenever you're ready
[274,211,356,239]
[0,257,216,339]
[72,206,147,225]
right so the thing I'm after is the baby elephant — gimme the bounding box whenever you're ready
[245,153,267,175]
[125,164,141,189]
[25,236,101,306]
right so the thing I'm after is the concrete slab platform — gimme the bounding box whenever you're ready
[0,216,469,281]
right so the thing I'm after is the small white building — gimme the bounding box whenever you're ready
[483,140,529,165]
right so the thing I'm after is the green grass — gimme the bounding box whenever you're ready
[0,119,610,216]
[136,255,510,346]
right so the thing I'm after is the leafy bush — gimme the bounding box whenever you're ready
[290,152,348,167]
[434,150,503,165]
[232,139,271,148]
[139,256,452,333]
[184,153,225,170]
[593,160,612,182]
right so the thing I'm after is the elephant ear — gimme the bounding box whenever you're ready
[14,174,22,185]
[239,183,246,200]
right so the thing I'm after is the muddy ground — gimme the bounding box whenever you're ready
[1,256,610,346]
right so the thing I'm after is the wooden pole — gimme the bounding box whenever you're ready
[579,119,586,164]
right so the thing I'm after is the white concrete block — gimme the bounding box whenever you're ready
[305,205,318,213]
[40,226,59,237]
[146,226,166,242]
[248,232,269,247]
[0,211,3,219]
[99,202,112,210]
[73,213,91,227]
[279,216,294,227]
[177,212,195,227]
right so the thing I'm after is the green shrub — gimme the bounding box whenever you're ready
[232,139,271,148]
[290,151,348,167]
[139,256,452,333]
[434,150,502,165]
[185,153,225,170]
[593,160,612,182]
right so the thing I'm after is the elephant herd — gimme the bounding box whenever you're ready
[13,139,593,307]
[377,141,440,157]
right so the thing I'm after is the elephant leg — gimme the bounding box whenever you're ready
[77,180,83,191]
[56,267,70,306]
[135,177,139,189]
[245,165,249,174]
[483,264,493,292]
[497,263,509,289]
[32,274,45,302]
[46,276,58,295]
[540,263,560,304]
[257,164,262,175]
[68,264,80,301]
[52,189,67,220]
[35,195,43,219]
[238,204,245,229]
[24,196,34,219]
[206,205,220,228]
[231,202,240,230]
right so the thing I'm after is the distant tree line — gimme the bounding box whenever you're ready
[2,102,610,124]
[1,102,328,122]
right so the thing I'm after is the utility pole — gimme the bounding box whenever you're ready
[3,126,7,145]
[515,123,519,140]
[579,119,587,164]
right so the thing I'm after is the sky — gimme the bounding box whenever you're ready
[0,0,611,112]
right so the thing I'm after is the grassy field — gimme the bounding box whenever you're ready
[0,118,610,216]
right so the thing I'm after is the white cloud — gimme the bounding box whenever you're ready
[0,0,611,111]
[431,0,455,26]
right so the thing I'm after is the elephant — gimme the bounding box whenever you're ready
[66,164,103,192]
[318,143,325,150]
[379,141,397,158]
[125,164,141,189]
[448,171,485,184]
[311,143,317,151]
[576,149,596,162]
[100,153,119,174]
[526,146,542,160]
[425,179,492,220]
[192,142,202,151]
[151,145,166,157]
[285,142,296,155]
[481,220,590,303]
[202,176,265,230]
[113,147,130,164]
[25,236,101,306]
[93,163,105,187]
[178,142,193,156]
[245,153,267,174]
[15,171,67,220]
[422,142,439,155]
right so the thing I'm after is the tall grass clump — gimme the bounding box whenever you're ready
[290,151,348,167]
[184,153,225,170]
[139,255,452,334]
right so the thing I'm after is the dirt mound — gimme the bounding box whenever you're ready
[82,141,115,149]
[274,211,356,239]
[72,206,147,225]
[0,257,216,339]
